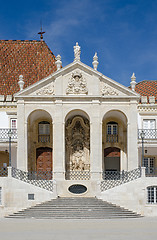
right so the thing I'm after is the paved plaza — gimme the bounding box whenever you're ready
[0,217,157,240]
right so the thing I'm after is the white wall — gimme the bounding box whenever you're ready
[98,177,157,216]
[0,112,8,128]
[0,176,57,217]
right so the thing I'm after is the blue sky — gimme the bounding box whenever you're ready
[1,0,157,86]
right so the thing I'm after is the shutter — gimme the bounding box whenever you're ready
[150,120,155,129]
[143,120,149,129]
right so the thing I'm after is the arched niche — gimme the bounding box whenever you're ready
[102,110,128,171]
[27,110,53,172]
[65,112,90,178]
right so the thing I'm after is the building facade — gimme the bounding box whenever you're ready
[0,41,157,217]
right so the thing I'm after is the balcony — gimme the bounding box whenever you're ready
[0,128,17,142]
[106,134,118,143]
[138,129,157,140]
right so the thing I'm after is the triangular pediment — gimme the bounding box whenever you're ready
[15,61,139,99]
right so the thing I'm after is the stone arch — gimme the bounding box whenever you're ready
[65,110,90,179]
[64,109,90,123]
[102,110,128,171]
[27,109,53,172]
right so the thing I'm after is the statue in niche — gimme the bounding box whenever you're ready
[65,116,90,172]
[71,142,85,171]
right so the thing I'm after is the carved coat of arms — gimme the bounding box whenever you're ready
[66,71,88,95]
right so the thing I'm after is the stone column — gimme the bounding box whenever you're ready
[17,100,27,171]
[127,100,138,170]
[90,100,102,180]
[53,100,65,180]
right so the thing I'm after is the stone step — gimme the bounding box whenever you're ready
[5,197,142,219]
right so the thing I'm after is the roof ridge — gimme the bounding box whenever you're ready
[0,39,41,42]
[136,80,157,85]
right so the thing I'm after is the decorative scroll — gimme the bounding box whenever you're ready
[66,71,88,95]
[35,83,54,95]
[101,82,119,96]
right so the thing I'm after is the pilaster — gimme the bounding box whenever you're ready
[127,100,138,170]
[90,100,102,180]
[53,100,65,180]
[17,100,27,171]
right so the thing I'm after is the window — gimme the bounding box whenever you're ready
[144,157,155,175]
[107,122,118,135]
[11,119,17,129]
[143,119,155,129]
[106,122,118,142]
[39,121,50,135]
[147,186,157,204]
[38,121,50,143]
[143,119,156,138]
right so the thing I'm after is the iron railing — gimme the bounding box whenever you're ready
[145,167,157,177]
[38,135,50,143]
[100,168,141,191]
[65,171,90,180]
[0,167,8,177]
[106,134,118,143]
[138,129,157,139]
[11,167,53,191]
[0,128,17,141]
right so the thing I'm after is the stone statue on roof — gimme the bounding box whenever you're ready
[74,42,81,61]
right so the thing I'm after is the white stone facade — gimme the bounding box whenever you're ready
[0,44,157,217]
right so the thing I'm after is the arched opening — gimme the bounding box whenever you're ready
[65,113,90,180]
[102,110,127,172]
[27,110,53,174]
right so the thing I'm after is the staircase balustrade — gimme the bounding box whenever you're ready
[101,168,141,191]
[11,167,53,191]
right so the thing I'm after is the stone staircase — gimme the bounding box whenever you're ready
[5,197,142,219]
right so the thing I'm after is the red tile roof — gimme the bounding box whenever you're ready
[135,80,157,102]
[0,40,56,95]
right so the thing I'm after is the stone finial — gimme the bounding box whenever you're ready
[130,72,136,91]
[74,42,81,61]
[18,75,24,91]
[56,55,62,71]
[92,52,99,70]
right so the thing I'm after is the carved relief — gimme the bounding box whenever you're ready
[66,71,88,95]
[34,83,54,95]
[101,82,119,96]
[65,116,90,171]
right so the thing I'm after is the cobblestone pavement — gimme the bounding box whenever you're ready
[0,217,157,240]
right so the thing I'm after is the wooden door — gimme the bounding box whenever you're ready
[36,147,52,180]
[104,147,120,171]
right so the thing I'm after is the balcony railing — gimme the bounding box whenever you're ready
[138,129,157,139]
[106,134,118,143]
[145,167,157,177]
[0,128,17,141]
[38,135,50,143]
